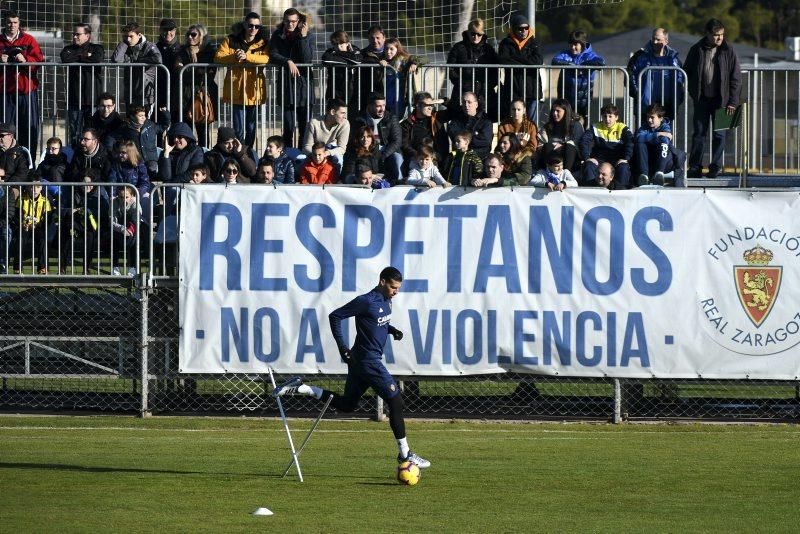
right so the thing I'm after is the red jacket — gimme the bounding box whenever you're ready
[299,159,338,184]
[0,31,44,94]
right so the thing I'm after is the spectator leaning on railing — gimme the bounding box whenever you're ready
[60,23,104,146]
[112,21,163,116]
[0,11,44,158]
[215,12,270,149]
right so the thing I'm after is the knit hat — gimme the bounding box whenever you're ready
[0,122,15,137]
[217,127,237,144]
[510,14,529,29]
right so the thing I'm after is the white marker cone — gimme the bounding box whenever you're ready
[252,507,274,516]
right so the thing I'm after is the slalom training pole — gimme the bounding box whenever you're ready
[268,367,304,482]
[282,393,334,478]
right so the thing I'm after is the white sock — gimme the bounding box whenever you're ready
[397,437,410,458]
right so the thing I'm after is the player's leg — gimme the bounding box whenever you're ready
[272,370,368,414]
[363,360,431,468]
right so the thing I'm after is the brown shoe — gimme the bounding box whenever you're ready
[38,267,47,275]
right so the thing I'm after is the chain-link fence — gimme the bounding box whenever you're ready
[3,279,798,422]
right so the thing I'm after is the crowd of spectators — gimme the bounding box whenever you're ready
[0,9,743,274]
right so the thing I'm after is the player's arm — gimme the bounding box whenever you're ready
[388,325,403,341]
[329,296,369,360]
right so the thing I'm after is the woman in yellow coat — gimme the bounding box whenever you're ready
[214,12,270,148]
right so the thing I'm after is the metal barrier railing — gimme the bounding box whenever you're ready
[0,182,141,276]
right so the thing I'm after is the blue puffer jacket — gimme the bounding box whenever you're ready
[628,42,685,110]
[551,44,605,112]
[109,160,152,196]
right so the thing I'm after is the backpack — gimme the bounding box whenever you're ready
[186,86,215,124]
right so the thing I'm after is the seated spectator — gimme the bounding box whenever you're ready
[356,165,391,189]
[188,164,211,185]
[176,23,219,149]
[400,92,449,168]
[634,103,674,186]
[37,138,69,183]
[321,31,362,107]
[109,140,151,199]
[445,131,483,187]
[498,99,539,153]
[538,99,584,172]
[120,105,170,177]
[70,128,112,182]
[0,123,33,185]
[495,133,534,186]
[299,142,338,184]
[383,38,424,117]
[87,93,125,152]
[254,160,275,184]
[205,127,256,183]
[530,154,578,190]
[302,98,350,170]
[342,126,381,184]
[471,153,505,188]
[351,93,403,183]
[59,168,109,274]
[109,183,140,276]
[12,182,52,274]
[580,104,633,188]
[596,161,624,190]
[159,122,205,183]
[443,91,494,160]
[221,159,243,184]
[551,30,605,121]
[260,135,295,184]
[406,146,449,187]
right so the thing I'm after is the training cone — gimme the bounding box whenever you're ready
[252,507,274,516]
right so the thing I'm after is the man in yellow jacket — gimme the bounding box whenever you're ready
[214,12,270,148]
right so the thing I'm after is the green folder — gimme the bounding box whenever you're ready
[713,104,743,130]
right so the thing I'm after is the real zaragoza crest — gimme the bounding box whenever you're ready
[734,245,782,328]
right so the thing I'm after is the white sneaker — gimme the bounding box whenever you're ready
[112,267,122,276]
[271,376,303,398]
[127,267,137,277]
[399,450,431,469]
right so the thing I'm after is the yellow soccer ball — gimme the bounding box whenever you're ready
[396,460,421,486]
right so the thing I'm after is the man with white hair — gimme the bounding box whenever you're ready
[627,27,685,124]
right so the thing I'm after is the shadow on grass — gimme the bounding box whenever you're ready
[0,461,274,478]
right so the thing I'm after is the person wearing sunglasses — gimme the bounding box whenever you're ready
[268,8,314,148]
[214,12,269,149]
[446,18,499,118]
[498,13,543,122]
[60,23,105,145]
[176,24,218,148]
[159,122,205,183]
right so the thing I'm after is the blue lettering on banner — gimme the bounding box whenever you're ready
[631,207,673,296]
[253,307,280,363]
[456,309,483,364]
[410,309,437,365]
[474,206,521,293]
[576,311,603,366]
[621,313,649,367]
[529,206,574,294]
[582,207,624,295]
[543,311,571,366]
[251,203,290,291]
[294,204,336,292]
[342,205,384,291]
[390,205,430,292]
[221,307,248,363]
[200,203,243,291]
[433,204,478,292]
[442,309,452,365]
[514,310,538,365]
[296,308,324,363]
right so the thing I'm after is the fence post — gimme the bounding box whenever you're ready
[140,273,151,417]
[613,379,622,424]
[375,396,387,422]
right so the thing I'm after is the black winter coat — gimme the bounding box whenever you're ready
[60,42,105,107]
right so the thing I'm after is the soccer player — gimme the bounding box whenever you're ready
[272,266,431,469]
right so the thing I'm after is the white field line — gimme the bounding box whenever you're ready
[1,425,799,435]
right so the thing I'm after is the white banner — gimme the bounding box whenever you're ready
[178,185,800,379]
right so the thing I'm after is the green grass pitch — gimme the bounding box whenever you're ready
[2,415,799,532]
